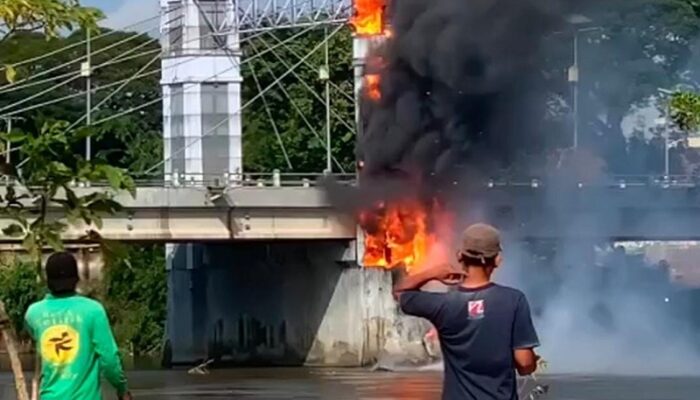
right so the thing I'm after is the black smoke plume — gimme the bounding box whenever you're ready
[357,0,567,190]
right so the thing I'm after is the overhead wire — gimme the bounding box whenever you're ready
[257,32,356,135]
[0,23,247,116]
[265,27,355,104]
[0,12,165,73]
[142,23,345,175]
[90,23,320,128]
[248,60,294,169]
[0,8,182,92]
[194,0,293,170]
[248,38,347,173]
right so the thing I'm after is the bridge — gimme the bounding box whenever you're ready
[3,173,700,242]
[4,0,696,370]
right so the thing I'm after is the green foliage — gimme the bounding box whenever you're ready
[0,29,163,174]
[0,0,103,43]
[539,1,700,173]
[0,120,135,264]
[102,244,166,354]
[670,91,700,131]
[0,259,42,338]
[241,27,356,173]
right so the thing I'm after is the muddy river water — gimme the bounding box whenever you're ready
[2,368,700,399]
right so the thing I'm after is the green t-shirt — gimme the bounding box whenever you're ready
[24,293,128,400]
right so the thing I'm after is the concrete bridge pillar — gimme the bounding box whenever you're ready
[160,0,242,184]
[163,241,399,366]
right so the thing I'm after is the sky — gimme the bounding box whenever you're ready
[84,0,160,32]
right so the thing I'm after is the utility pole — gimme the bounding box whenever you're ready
[324,25,332,174]
[2,116,22,164]
[569,30,579,150]
[82,29,93,161]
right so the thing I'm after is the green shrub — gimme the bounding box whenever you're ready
[102,244,167,355]
[0,260,43,339]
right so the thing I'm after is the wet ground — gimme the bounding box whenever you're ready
[2,368,700,399]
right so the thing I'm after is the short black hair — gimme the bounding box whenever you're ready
[45,252,79,294]
[458,252,498,268]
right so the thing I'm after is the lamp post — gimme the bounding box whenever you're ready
[566,14,597,150]
[655,117,684,178]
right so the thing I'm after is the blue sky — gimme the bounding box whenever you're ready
[82,0,160,31]
[84,0,124,14]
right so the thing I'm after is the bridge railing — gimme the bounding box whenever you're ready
[482,175,700,189]
[3,173,700,190]
[88,172,357,188]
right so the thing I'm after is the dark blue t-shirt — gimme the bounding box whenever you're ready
[400,283,539,400]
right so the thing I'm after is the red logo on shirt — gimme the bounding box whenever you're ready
[468,300,485,319]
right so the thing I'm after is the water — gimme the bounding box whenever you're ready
[2,368,700,399]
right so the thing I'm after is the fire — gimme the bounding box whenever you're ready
[360,199,452,274]
[351,0,385,36]
[365,74,381,100]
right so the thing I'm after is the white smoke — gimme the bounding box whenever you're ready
[500,241,700,376]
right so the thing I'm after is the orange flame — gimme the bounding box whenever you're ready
[365,74,381,100]
[351,0,385,36]
[360,199,453,274]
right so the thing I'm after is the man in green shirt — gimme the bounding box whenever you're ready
[24,252,132,400]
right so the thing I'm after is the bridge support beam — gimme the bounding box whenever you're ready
[163,239,424,366]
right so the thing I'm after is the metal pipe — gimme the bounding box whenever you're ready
[85,28,92,161]
[5,117,11,164]
[324,25,332,173]
[572,30,579,150]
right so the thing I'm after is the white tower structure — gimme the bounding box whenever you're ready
[160,0,242,184]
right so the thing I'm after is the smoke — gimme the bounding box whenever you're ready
[358,0,566,184]
[329,0,700,376]
[499,240,700,375]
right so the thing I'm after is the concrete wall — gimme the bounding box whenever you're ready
[165,240,434,366]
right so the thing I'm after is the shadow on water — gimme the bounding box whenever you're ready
[0,354,163,372]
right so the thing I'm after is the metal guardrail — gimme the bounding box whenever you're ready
[483,175,700,189]
[4,172,700,189]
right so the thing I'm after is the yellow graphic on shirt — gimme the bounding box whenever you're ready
[40,325,79,365]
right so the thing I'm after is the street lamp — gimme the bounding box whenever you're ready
[566,14,599,150]
[655,117,684,178]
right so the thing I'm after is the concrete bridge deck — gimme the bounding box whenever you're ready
[2,174,700,241]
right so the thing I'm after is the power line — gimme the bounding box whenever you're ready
[0,9,182,92]
[248,39,347,173]
[91,23,320,128]
[0,44,161,96]
[264,27,355,104]
[0,9,178,73]
[143,23,345,175]
[257,32,356,135]
[64,52,163,132]
[248,60,294,169]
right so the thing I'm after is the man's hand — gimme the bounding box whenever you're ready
[393,263,465,297]
[119,391,133,400]
[427,263,466,285]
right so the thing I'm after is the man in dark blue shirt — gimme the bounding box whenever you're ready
[395,223,540,400]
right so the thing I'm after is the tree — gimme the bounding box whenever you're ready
[0,29,163,174]
[670,91,700,131]
[0,121,135,262]
[101,245,166,355]
[1,0,103,81]
[542,0,700,174]
[241,27,356,173]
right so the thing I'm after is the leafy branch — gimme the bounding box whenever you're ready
[0,120,135,267]
[670,91,700,132]
[1,0,104,81]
